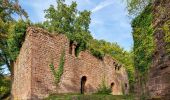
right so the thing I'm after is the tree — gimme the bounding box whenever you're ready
[0,0,28,98]
[126,0,152,16]
[44,0,93,55]
[0,0,28,76]
[7,20,28,61]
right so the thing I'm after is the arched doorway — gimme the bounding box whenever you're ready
[110,82,115,93]
[125,83,127,89]
[80,76,87,94]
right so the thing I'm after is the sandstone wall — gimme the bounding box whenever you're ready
[12,27,129,99]
[148,0,170,99]
[11,30,32,99]
[28,27,69,99]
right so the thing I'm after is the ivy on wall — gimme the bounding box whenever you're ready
[163,20,170,55]
[49,49,65,85]
[132,5,155,75]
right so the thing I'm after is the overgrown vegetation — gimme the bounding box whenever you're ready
[96,77,112,94]
[163,20,170,55]
[131,4,155,99]
[7,20,28,60]
[43,0,135,91]
[126,0,152,16]
[132,5,154,75]
[0,76,10,99]
[50,50,65,85]
[0,0,28,98]
[43,0,92,55]
[88,39,134,91]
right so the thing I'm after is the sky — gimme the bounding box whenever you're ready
[18,0,133,51]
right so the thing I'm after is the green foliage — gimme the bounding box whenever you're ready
[88,39,135,90]
[0,2,28,96]
[43,1,135,88]
[132,5,155,74]
[88,39,126,60]
[131,5,155,97]
[163,20,170,54]
[0,0,135,95]
[0,76,10,99]
[33,22,45,29]
[96,77,112,94]
[0,0,28,74]
[50,50,65,85]
[7,20,28,60]
[0,19,28,98]
[126,0,152,16]
[44,0,93,55]
[0,0,28,21]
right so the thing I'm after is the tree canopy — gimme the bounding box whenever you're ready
[0,0,28,73]
[43,0,93,54]
[126,0,152,16]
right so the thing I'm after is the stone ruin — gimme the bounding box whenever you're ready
[11,27,129,99]
[148,0,170,99]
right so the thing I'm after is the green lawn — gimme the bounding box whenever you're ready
[45,94,134,100]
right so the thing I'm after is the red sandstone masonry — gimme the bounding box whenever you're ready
[11,29,32,99]
[11,27,129,99]
[148,0,170,99]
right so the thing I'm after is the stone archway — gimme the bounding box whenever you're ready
[80,76,87,94]
[111,82,115,93]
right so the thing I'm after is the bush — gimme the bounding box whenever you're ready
[96,79,112,94]
[0,76,10,99]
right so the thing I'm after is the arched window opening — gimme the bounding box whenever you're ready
[69,41,77,56]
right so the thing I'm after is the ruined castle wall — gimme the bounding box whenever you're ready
[54,50,107,94]
[26,28,69,99]
[12,27,129,99]
[11,31,32,99]
[148,0,170,99]
[55,50,129,95]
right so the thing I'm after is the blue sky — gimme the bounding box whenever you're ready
[18,0,133,51]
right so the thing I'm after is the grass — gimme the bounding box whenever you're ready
[45,93,134,100]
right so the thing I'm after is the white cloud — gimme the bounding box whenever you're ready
[91,0,114,13]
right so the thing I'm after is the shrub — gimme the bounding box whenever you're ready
[96,78,112,94]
